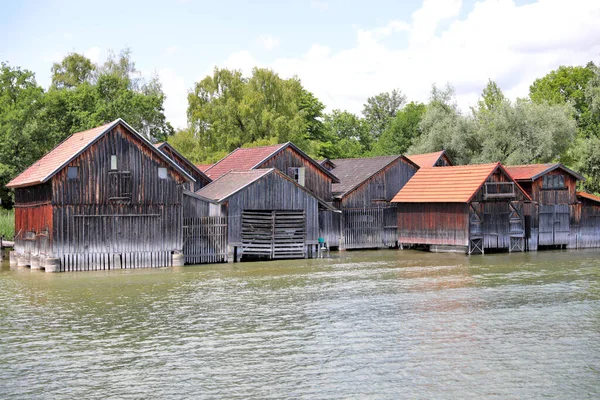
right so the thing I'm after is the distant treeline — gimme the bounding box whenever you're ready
[1,49,600,208]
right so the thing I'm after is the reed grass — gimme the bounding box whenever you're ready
[0,209,15,240]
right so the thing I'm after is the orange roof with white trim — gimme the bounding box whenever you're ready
[392,163,528,203]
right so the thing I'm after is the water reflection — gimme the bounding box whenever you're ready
[1,249,600,399]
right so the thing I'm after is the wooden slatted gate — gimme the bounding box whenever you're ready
[241,210,306,259]
[539,204,570,246]
[342,207,398,249]
[183,216,228,264]
[509,201,525,252]
[469,202,483,254]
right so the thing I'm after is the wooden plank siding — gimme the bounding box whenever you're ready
[225,171,319,247]
[334,156,417,249]
[12,122,189,272]
[260,146,333,201]
[398,203,469,246]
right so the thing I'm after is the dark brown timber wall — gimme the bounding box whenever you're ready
[260,147,333,201]
[50,124,186,271]
[398,203,469,246]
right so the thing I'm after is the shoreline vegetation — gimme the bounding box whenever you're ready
[1,50,600,212]
[0,209,14,240]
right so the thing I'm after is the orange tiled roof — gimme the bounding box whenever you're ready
[505,163,584,181]
[392,163,504,203]
[577,191,600,204]
[407,151,447,168]
[7,120,119,188]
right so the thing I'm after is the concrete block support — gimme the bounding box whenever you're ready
[172,253,185,267]
[9,251,18,267]
[45,258,61,273]
[30,255,41,270]
[17,253,30,267]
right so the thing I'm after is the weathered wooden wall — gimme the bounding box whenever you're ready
[225,172,319,246]
[182,191,228,263]
[260,147,333,201]
[318,209,341,248]
[160,145,211,192]
[334,158,417,209]
[333,158,416,250]
[398,203,469,246]
[571,199,600,249]
[50,124,186,271]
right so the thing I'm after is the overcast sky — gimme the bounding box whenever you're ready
[2,0,599,129]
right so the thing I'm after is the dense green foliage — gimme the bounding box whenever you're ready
[0,209,14,239]
[2,52,600,204]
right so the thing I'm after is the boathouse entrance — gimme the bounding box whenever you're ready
[241,210,307,259]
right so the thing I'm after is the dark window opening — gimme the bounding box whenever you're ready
[67,166,78,180]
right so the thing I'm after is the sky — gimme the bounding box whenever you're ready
[1,0,600,129]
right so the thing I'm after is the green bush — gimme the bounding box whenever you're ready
[0,209,15,240]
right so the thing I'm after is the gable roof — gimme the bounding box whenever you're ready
[330,155,416,198]
[204,142,340,182]
[407,150,451,168]
[505,163,584,182]
[195,169,272,202]
[392,163,530,203]
[577,191,600,204]
[7,119,194,189]
[154,142,211,183]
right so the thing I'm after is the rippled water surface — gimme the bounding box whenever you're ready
[1,249,600,399]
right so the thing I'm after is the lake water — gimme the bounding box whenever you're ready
[1,249,599,399]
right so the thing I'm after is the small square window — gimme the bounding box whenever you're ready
[110,155,118,170]
[67,166,78,180]
[158,167,168,179]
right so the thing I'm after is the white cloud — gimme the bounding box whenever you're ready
[158,68,189,129]
[84,46,102,64]
[257,34,281,50]
[310,0,329,12]
[208,0,600,117]
[165,46,179,56]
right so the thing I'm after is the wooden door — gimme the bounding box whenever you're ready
[241,210,306,259]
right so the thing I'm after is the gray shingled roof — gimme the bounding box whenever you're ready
[195,169,272,202]
[330,155,403,197]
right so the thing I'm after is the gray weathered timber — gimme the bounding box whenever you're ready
[12,121,189,272]
[330,156,417,250]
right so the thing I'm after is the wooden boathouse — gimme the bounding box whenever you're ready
[7,119,194,272]
[203,142,339,201]
[505,163,584,250]
[192,168,326,262]
[407,150,453,168]
[392,163,531,254]
[327,155,418,249]
[154,142,212,191]
[574,192,600,248]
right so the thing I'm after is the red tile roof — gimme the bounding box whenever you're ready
[204,144,286,179]
[330,155,406,197]
[577,191,600,204]
[407,151,448,168]
[204,142,339,182]
[196,164,213,172]
[7,119,193,188]
[392,163,510,203]
[505,163,584,181]
[7,120,119,188]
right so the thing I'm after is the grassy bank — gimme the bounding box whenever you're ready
[0,209,15,240]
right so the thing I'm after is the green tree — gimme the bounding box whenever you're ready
[477,79,505,112]
[187,67,322,161]
[371,102,426,156]
[51,52,96,89]
[318,110,372,159]
[0,63,46,206]
[409,84,476,164]
[362,89,406,139]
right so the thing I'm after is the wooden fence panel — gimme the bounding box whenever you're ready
[342,207,397,249]
[183,216,228,264]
